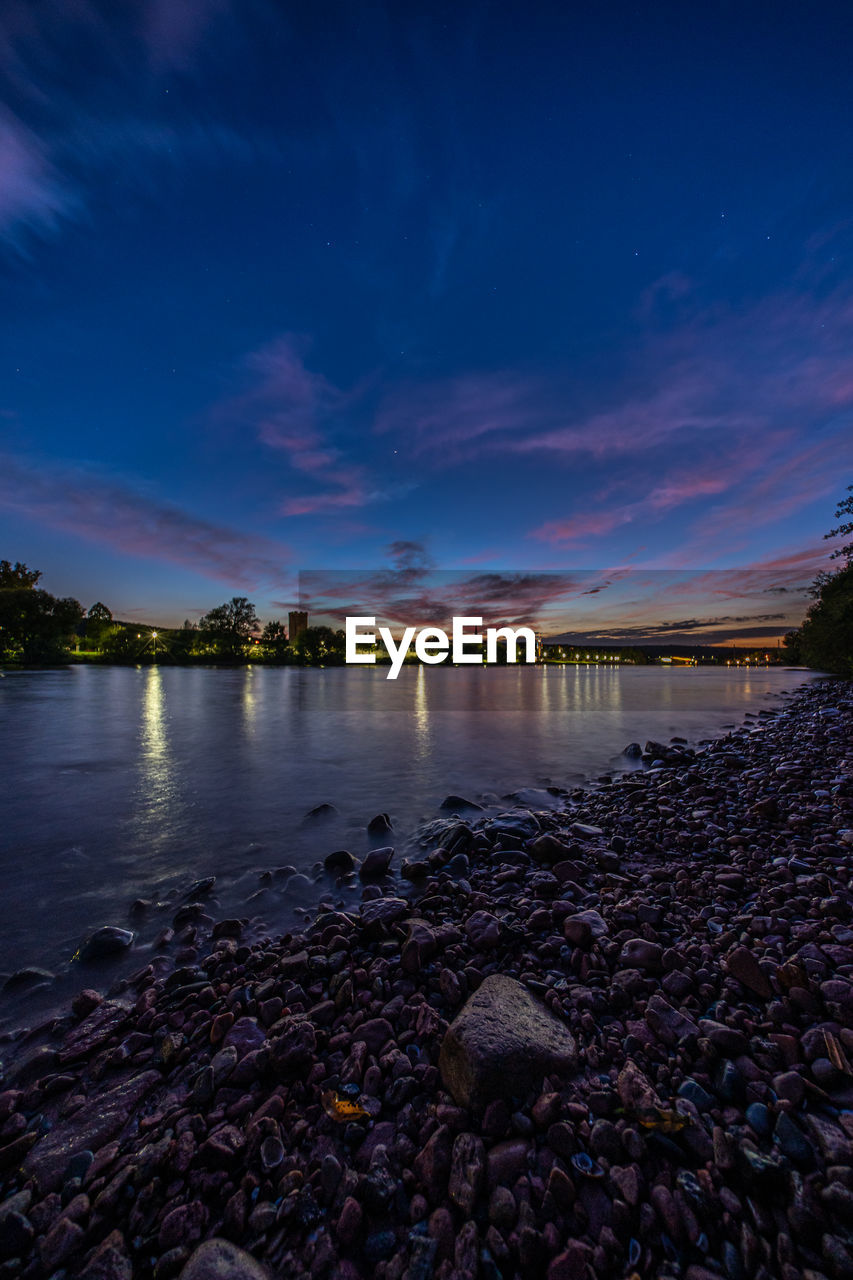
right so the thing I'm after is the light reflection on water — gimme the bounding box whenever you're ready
[0,663,816,979]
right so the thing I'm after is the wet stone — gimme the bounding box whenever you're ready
[178,1238,271,1279]
[77,926,134,963]
[439,974,577,1110]
[774,1113,816,1168]
[448,1132,485,1215]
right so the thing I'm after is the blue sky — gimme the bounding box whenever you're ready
[1,0,852,635]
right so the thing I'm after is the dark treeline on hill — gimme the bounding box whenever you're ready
[77,599,349,667]
[0,575,345,666]
[0,560,83,664]
[783,486,853,677]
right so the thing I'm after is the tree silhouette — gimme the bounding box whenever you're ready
[825,485,853,564]
[785,487,853,675]
[199,597,259,658]
[0,560,82,663]
[0,560,41,589]
[261,619,289,659]
[86,601,113,649]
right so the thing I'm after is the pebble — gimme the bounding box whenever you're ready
[0,680,850,1280]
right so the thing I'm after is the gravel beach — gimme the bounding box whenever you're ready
[1,676,852,1280]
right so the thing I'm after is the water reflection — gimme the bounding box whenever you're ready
[138,665,173,829]
[414,663,430,763]
[0,664,817,979]
[242,666,257,735]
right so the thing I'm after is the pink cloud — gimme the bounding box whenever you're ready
[375,372,556,462]
[664,434,850,567]
[535,509,635,545]
[374,275,853,485]
[222,335,406,517]
[0,454,291,590]
[530,448,770,547]
[282,473,373,516]
[300,566,608,632]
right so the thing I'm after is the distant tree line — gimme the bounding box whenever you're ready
[783,486,853,676]
[0,570,349,667]
[91,598,348,666]
[0,561,83,664]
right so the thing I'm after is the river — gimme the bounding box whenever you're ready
[0,663,817,1017]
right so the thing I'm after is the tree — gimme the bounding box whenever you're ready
[825,485,853,563]
[86,601,113,650]
[261,619,290,660]
[292,625,346,665]
[0,560,83,663]
[796,564,853,676]
[784,487,853,676]
[781,629,802,664]
[199,596,259,658]
[0,561,41,589]
[100,623,137,659]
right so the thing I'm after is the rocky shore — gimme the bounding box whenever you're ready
[1,677,852,1280]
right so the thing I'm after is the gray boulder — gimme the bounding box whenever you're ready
[359,846,394,878]
[179,1239,270,1279]
[439,974,577,1111]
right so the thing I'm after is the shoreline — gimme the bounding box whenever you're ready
[1,677,852,1279]
[0,665,816,997]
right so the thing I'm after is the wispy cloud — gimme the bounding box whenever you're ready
[659,435,848,566]
[531,446,774,547]
[0,454,291,590]
[375,371,554,460]
[0,0,244,248]
[222,335,410,516]
[0,111,76,246]
[141,0,230,70]
[376,275,850,488]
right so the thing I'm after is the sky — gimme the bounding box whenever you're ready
[1,0,852,640]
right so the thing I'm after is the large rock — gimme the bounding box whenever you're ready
[448,1132,485,1213]
[77,1229,132,1279]
[359,847,394,878]
[59,1000,132,1063]
[529,833,574,864]
[617,938,663,973]
[617,1060,661,1114]
[723,945,773,998]
[360,897,409,931]
[268,1019,316,1073]
[401,920,438,973]
[179,1239,270,1279]
[76,926,134,962]
[644,995,699,1048]
[22,1070,161,1192]
[562,909,608,947]
[438,975,577,1110]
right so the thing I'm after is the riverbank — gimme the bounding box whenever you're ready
[1,678,851,1280]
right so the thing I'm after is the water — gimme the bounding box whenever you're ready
[0,664,816,1012]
